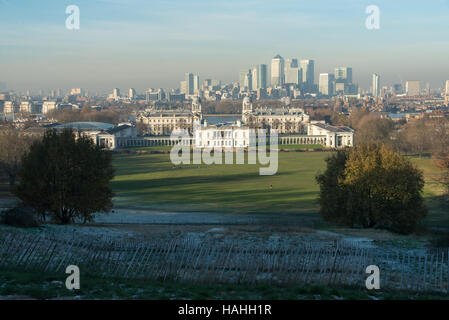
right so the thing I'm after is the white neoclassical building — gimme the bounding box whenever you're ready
[53,122,137,150]
[193,120,254,148]
[241,97,310,134]
[307,121,354,148]
[137,96,203,135]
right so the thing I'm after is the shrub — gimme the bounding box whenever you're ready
[1,207,40,228]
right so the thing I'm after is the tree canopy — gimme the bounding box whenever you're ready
[14,128,114,224]
[0,126,34,187]
[316,142,427,234]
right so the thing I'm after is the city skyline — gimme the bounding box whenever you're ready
[1,0,449,92]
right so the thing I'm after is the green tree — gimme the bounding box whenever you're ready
[315,151,350,225]
[316,142,427,234]
[0,126,34,187]
[14,129,114,224]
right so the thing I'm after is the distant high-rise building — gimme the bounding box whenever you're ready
[250,64,267,90]
[129,88,136,100]
[334,67,353,84]
[112,88,120,100]
[299,59,315,92]
[406,81,420,96]
[319,73,335,96]
[258,64,267,89]
[251,68,258,91]
[285,58,301,85]
[239,69,252,91]
[372,74,380,97]
[271,55,285,87]
[193,75,200,94]
[70,88,82,96]
[184,73,195,95]
[445,80,449,96]
[392,84,403,95]
[425,82,430,95]
[180,81,187,95]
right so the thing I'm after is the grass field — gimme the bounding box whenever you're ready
[111,151,329,214]
[111,149,447,226]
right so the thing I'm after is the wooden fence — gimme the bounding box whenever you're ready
[1,230,448,293]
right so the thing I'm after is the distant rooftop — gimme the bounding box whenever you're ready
[54,122,115,131]
[312,122,354,133]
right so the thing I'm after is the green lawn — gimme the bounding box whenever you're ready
[111,152,330,214]
[278,144,325,150]
[125,146,173,151]
[111,152,447,224]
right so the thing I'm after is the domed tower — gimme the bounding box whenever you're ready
[191,96,202,115]
[281,96,291,107]
[191,96,202,131]
[242,96,253,115]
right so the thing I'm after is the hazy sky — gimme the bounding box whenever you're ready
[1,0,449,93]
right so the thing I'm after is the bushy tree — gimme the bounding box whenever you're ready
[316,142,427,234]
[315,151,349,224]
[0,126,34,187]
[14,128,114,224]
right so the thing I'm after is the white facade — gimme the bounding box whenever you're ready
[70,88,82,95]
[319,73,334,96]
[308,122,354,148]
[3,101,18,114]
[97,125,137,149]
[20,101,32,113]
[129,88,136,100]
[42,101,57,114]
[194,121,253,148]
[112,88,120,100]
[406,81,420,96]
[445,80,449,96]
[271,55,284,87]
[372,74,380,97]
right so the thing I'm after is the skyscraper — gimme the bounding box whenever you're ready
[184,73,195,95]
[239,69,252,91]
[372,74,380,98]
[334,67,353,84]
[129,88,136,100]
[257,64,267,89]
[285,58,301,85]
[112,88,120,100]
[406,81,420,96]
[299,59,315,92]
[445,80,449,96]
[319,73,334,96]
[271,55,284,87]
[193,75,200,94]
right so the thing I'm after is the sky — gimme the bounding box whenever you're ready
[0,0,449,93]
